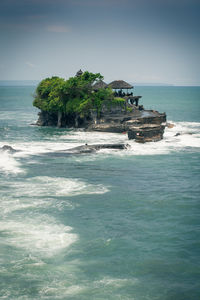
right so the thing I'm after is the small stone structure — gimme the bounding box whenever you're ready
[76,69,83,77]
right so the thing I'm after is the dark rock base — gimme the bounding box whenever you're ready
[35,109,167,143]
[128,124,165,143]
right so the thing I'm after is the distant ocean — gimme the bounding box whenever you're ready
[0,84,200,300]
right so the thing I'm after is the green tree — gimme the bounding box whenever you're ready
[33,71,116,127]
[33,76,67,127]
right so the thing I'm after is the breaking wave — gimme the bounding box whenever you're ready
[0,151,24,174]
[0,215,77,257]
[1,121,199,161]
[125,121,200,156]
[10,176,109,197]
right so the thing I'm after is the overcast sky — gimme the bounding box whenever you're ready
[0,0,200,85]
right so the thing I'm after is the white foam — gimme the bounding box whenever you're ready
[164,121,200,148]
[0,195,51,215]
[10,176,109,198]
[0,174,109,259]
[40,284,85,298]
[0,215,77,257]
[61,130,127,144]
[0,151,24,174]
[39,276,136,298]
[0,176,108,217]
[11,255,46,270]
[96,277,138,287]
[0,141,77,158]
[99,121,200,156]
[0,131,127,158]
[11,141,79,157]
[1,121,199,162]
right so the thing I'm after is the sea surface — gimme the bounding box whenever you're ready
[0,85,200,300]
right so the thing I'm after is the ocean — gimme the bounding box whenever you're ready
[0,85,200,300]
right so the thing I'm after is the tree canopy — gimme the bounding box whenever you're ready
[33,71,125,126]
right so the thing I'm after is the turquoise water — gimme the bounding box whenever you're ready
[0,86,200,299]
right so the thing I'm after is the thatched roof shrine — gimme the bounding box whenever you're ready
[108,80,133,89]
[93,80,107,90]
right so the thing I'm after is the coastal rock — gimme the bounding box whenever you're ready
[88,123,126,133]
[43,143,130,156]
[0,145,18,153]
[88,110,166,134]
[67,143,130,153]
[128,124,165,143]
[36,111,57,126]
[166,122,175,128]
[174,132,193,137]
[35,103,167,143]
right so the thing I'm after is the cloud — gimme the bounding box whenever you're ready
[26,62,36,68]
[46,25,70,33]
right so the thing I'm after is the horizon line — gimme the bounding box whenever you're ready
[0,80,199,87]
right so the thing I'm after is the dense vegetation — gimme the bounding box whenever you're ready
[33,71,125,127]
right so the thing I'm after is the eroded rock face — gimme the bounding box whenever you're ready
[89,123,126,133]
[35,106,167,143]
[128,124,165,143]
[88,111,166,143]
[36,111,57,126]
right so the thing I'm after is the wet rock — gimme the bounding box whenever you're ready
[128,124,165,143]
[1,145,18,153]
[89,111,166,134]
[35,105,167,143]
[67,143,130,153]
[134,134,164,143]
[36,111,57,126]
[88,123,126,133]
[166,123,175,128]
[132,114,166,125]
[175,132,194,137]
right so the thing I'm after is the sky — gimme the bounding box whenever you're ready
[0,0,200,85]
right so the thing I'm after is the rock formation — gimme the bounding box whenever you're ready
[34,72,167,143]
[0,145,18,153]
[128,124,165,143]
[66,143,130,154]
[42,144,130,157]
[36,107,166,143]
[88,109,166,143]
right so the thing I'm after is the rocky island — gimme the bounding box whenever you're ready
[33,70,166,143]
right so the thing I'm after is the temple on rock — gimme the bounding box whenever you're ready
[91,77,142,108]
[34,70,167,143]
[108,80,142,107]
